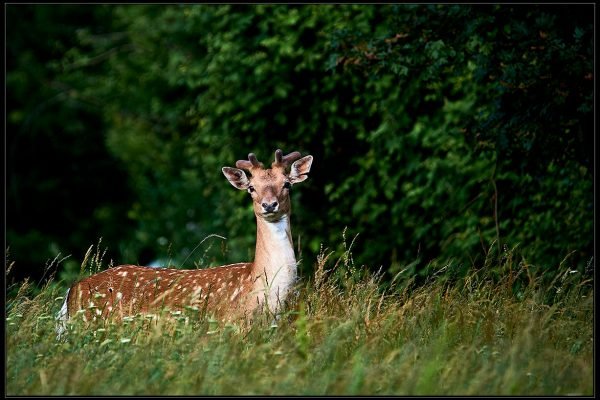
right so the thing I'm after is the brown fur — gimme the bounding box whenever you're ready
[67,263,257,321]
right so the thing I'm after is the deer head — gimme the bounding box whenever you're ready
[222,149,313,222]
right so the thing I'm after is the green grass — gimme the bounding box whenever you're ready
[5,246,593,396]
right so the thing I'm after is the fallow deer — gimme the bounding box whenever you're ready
[56,149,313,337]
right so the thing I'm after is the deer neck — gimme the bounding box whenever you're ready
[252,214,297,310]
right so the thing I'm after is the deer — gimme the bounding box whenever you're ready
[56,149,313,337]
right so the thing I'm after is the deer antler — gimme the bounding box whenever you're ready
[272,149,302,169]
[236,153,264,171]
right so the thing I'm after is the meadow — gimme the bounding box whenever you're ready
[6,243,593,396]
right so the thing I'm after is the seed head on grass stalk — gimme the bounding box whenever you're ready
[79,238,108,277]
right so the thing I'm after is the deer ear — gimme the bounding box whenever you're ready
[222,167,250,190]
[288,155,313,184]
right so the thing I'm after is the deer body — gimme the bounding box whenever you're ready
[56,150,312,336]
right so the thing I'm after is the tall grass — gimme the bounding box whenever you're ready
[5,243,593,396]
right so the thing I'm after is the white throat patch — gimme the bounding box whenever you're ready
[258,215,297,312]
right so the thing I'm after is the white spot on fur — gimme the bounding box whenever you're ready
[230,287,240,301]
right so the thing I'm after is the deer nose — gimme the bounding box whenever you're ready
[261,201,278,213]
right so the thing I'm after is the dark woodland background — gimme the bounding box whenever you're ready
[6,4,594,289]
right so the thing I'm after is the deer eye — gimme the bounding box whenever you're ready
[283,181,292,190]
[248,185,255,193]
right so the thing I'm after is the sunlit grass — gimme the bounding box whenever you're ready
[5,244,593,395]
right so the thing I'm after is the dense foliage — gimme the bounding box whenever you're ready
[6,5,593,285]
